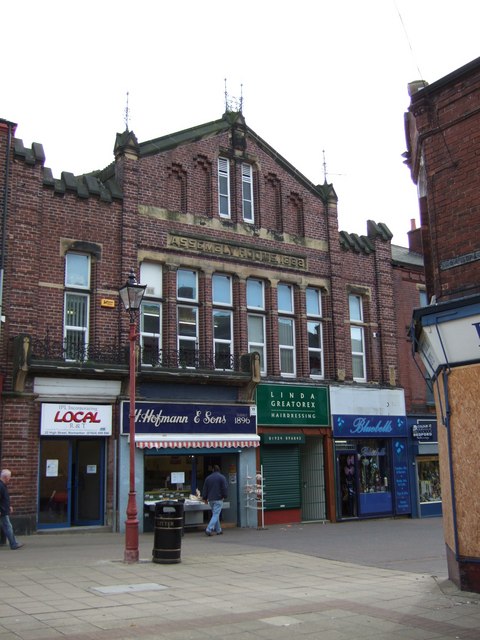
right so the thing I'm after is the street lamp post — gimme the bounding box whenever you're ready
[119,268,146,563]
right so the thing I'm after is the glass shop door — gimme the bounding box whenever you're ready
[337,451,358,519]
[38,439,104,528]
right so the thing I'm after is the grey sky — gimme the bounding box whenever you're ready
[3,0,478,245]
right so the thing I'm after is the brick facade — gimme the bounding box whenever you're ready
[404,59,480,302]
[405,57,480,591]
[0,111,426,532]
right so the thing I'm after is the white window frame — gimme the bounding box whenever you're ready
[218,157,231,218]
[278,283,296,377]
[349,294,366,382]
[246,278,265,310]
[242,163,254,223]
[248,313,266,375]
[247,279,266,374]
[64,293,90,361]
[213,309,233,370]
[177,269,198,302]
[140,262,162,298]
[64,253,90,361]
[177,269,198,367]
[177,305,198,368]
[419,288,428,307]
[65,253,90,289]
[212,274,233,370]
[140,301,162,366]
[139,262,163,366]
[212,273,232,306]
[306,287,324,378]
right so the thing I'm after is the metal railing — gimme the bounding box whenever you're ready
[29,335,126,366]
[27,335,250,374]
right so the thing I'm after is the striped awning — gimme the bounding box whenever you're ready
[135,434,260,450]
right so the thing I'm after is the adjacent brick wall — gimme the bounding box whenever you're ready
[406,62,480,302]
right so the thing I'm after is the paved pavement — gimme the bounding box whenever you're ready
[0,517,479,639]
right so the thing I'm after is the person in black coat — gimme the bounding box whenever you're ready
[202,465,228,536]
[0,469,24,550]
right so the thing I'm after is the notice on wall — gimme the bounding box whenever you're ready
[86,465,97,474]
[171,471,185,484]
[46,459,59,477]
[393,438,411,515]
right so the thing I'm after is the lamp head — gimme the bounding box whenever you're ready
[119,268,146,317]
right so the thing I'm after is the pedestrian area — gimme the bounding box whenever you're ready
[0,527,479,640]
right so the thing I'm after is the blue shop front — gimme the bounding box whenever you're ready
[330,386,412,520]
[408,417,441,518]
[118,401,259,532]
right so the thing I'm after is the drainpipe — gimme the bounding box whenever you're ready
[0,120,15,343]
[441,366,460,561]
[0,120,14,458]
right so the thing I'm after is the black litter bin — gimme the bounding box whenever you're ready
[152,500,184,564]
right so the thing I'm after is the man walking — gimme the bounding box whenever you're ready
[202,465,228,536]
[0,469,24,550]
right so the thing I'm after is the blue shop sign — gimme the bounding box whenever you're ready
[333,415,407,438]
[392,438,411,514]
[409,418,437,442]
[121,402,256,436]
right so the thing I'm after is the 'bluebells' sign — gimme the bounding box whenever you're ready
[333,415,407,437]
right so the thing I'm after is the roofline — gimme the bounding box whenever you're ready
[391,243,424,267]
[413,292,480,324]
[245,128,323,198]
[411,56,480,103]
[138,116,230,156]
[137,113,325,201]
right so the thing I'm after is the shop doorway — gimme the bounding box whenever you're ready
[38,439,105,529]
[300,438,326,521]
[143,452,238,530]
[337,451,358,519]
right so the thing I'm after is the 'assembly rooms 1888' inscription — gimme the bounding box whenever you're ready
[168,234,307,270]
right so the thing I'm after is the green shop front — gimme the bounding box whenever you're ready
[256,384,334,525]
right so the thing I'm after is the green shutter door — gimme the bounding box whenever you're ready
[261,445,301,510]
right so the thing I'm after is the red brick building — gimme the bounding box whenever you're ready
[0,109,426,534]
[406,57,480,591]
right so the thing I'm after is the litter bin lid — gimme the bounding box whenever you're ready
[155,500,185,515]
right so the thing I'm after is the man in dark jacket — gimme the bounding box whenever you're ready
[0,469,24,550]
[202,465,228,536]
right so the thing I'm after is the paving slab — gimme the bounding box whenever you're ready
[0,518,477,639]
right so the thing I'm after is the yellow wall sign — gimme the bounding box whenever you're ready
[100,298,115,308]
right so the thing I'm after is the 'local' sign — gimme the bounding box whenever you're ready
[41,403,112,436]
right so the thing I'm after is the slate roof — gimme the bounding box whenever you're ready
[12,110,335,205]
[13,139,121,203]
[339,220,393,254]
[135,111,334,201]
[391,243,424,267]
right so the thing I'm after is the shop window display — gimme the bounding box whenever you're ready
[143,454,225,503]
[417,456,441,503]
[143,454,226,530]
[359,442,390,494]
[337,439,394,518]
[357,439,393,516]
